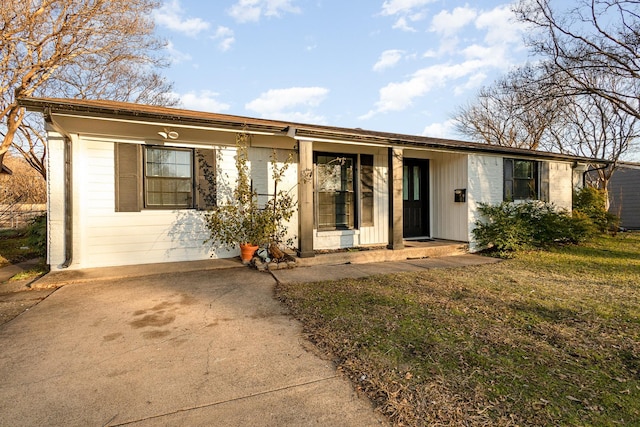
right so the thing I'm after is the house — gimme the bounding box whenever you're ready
[19,97,599,271]
[608,162,640,229]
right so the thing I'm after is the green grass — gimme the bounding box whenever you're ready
[276,233,640,426]
[0,228,44,269]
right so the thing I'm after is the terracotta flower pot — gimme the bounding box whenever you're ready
[239,243,259,264]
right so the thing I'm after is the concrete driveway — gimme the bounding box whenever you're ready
[0,267,386,426]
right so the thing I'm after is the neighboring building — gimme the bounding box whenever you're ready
[609,162,640,229]
[19,97,600,271]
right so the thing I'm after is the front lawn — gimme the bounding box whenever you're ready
[276,233,640,426]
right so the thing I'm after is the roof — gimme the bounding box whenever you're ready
[18,96,608,164]
[618,161,640,170]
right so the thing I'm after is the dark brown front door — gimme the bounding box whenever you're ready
[403,159,429,238]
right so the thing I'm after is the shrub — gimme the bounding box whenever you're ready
[473,201,591,256]
[573,186,619,233]
[26,214,46,258]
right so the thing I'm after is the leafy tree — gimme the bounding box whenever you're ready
[0,0,178,178]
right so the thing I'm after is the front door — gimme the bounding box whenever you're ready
[403,159,429,238]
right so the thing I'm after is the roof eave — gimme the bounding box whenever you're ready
[17,97,610,164]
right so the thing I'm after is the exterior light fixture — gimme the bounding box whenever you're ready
[158,128,179,139]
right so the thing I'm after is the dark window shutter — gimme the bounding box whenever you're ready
[504,158,514,201]
[360,154,374,226]
[539,161,550,202]
[195,148,216,210]
[115,143,141,212]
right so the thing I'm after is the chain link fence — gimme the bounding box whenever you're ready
[0,204,46,229]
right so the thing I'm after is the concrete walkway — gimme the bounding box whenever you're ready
[0,254,498,426]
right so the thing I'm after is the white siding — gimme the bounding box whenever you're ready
[46,129,66,269]
[58,139,297,270]
[548,161,573,210]
[467,154,504,249]
[429,152,469,242]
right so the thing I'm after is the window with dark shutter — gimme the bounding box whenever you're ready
[504,158,539,201]
[115,143,216,212]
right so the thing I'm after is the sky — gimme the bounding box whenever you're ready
[152,0,541,141]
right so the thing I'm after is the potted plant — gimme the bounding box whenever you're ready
[201,130,296,263]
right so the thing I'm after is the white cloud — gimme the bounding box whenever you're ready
[422,119,458,139]
[228,0,301,23]
[245,87,328,122]
[392,16,417,32]
[381,0,435,16]
[212,26,235,51]
[165,41,193,64]
[453,72,487,96]
[360,3,529,119]
[154,0,210,37]
[360,60,485,118]
[476,5,527,48]
[430,6,477,37]
[373,50,405,72]
[178,90,231,112]
[381,0,435,31]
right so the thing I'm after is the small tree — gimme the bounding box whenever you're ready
[573,186,619,233]
[200,131,296,253]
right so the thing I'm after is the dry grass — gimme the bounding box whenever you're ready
[276,233,640,426]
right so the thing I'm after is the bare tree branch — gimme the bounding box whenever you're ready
[514,0,640,120]
[1,0,178,177]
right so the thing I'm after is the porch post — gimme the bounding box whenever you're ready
[297,139,315,258]
[388,147,404,250]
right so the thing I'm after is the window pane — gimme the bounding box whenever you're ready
[413,166,421,201]
[176,164,191,177]
[175,150,190,165]
[403,166,409,200]
[514,160,533,179]
[315,153,355,229]
[145,147,193,208]
[514,178,536,199]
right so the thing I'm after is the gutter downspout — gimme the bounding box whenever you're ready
[44,107,73,268]
[583,163,609,188]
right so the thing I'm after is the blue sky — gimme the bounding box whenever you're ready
[152,0,538,141]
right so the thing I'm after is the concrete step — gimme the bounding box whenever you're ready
[296,240,468,267]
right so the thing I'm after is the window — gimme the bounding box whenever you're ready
[115,143,215,212]
[504,158,538,201]
[145,147,193,208]
[314,152,374,230]
[316,153,355,230]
